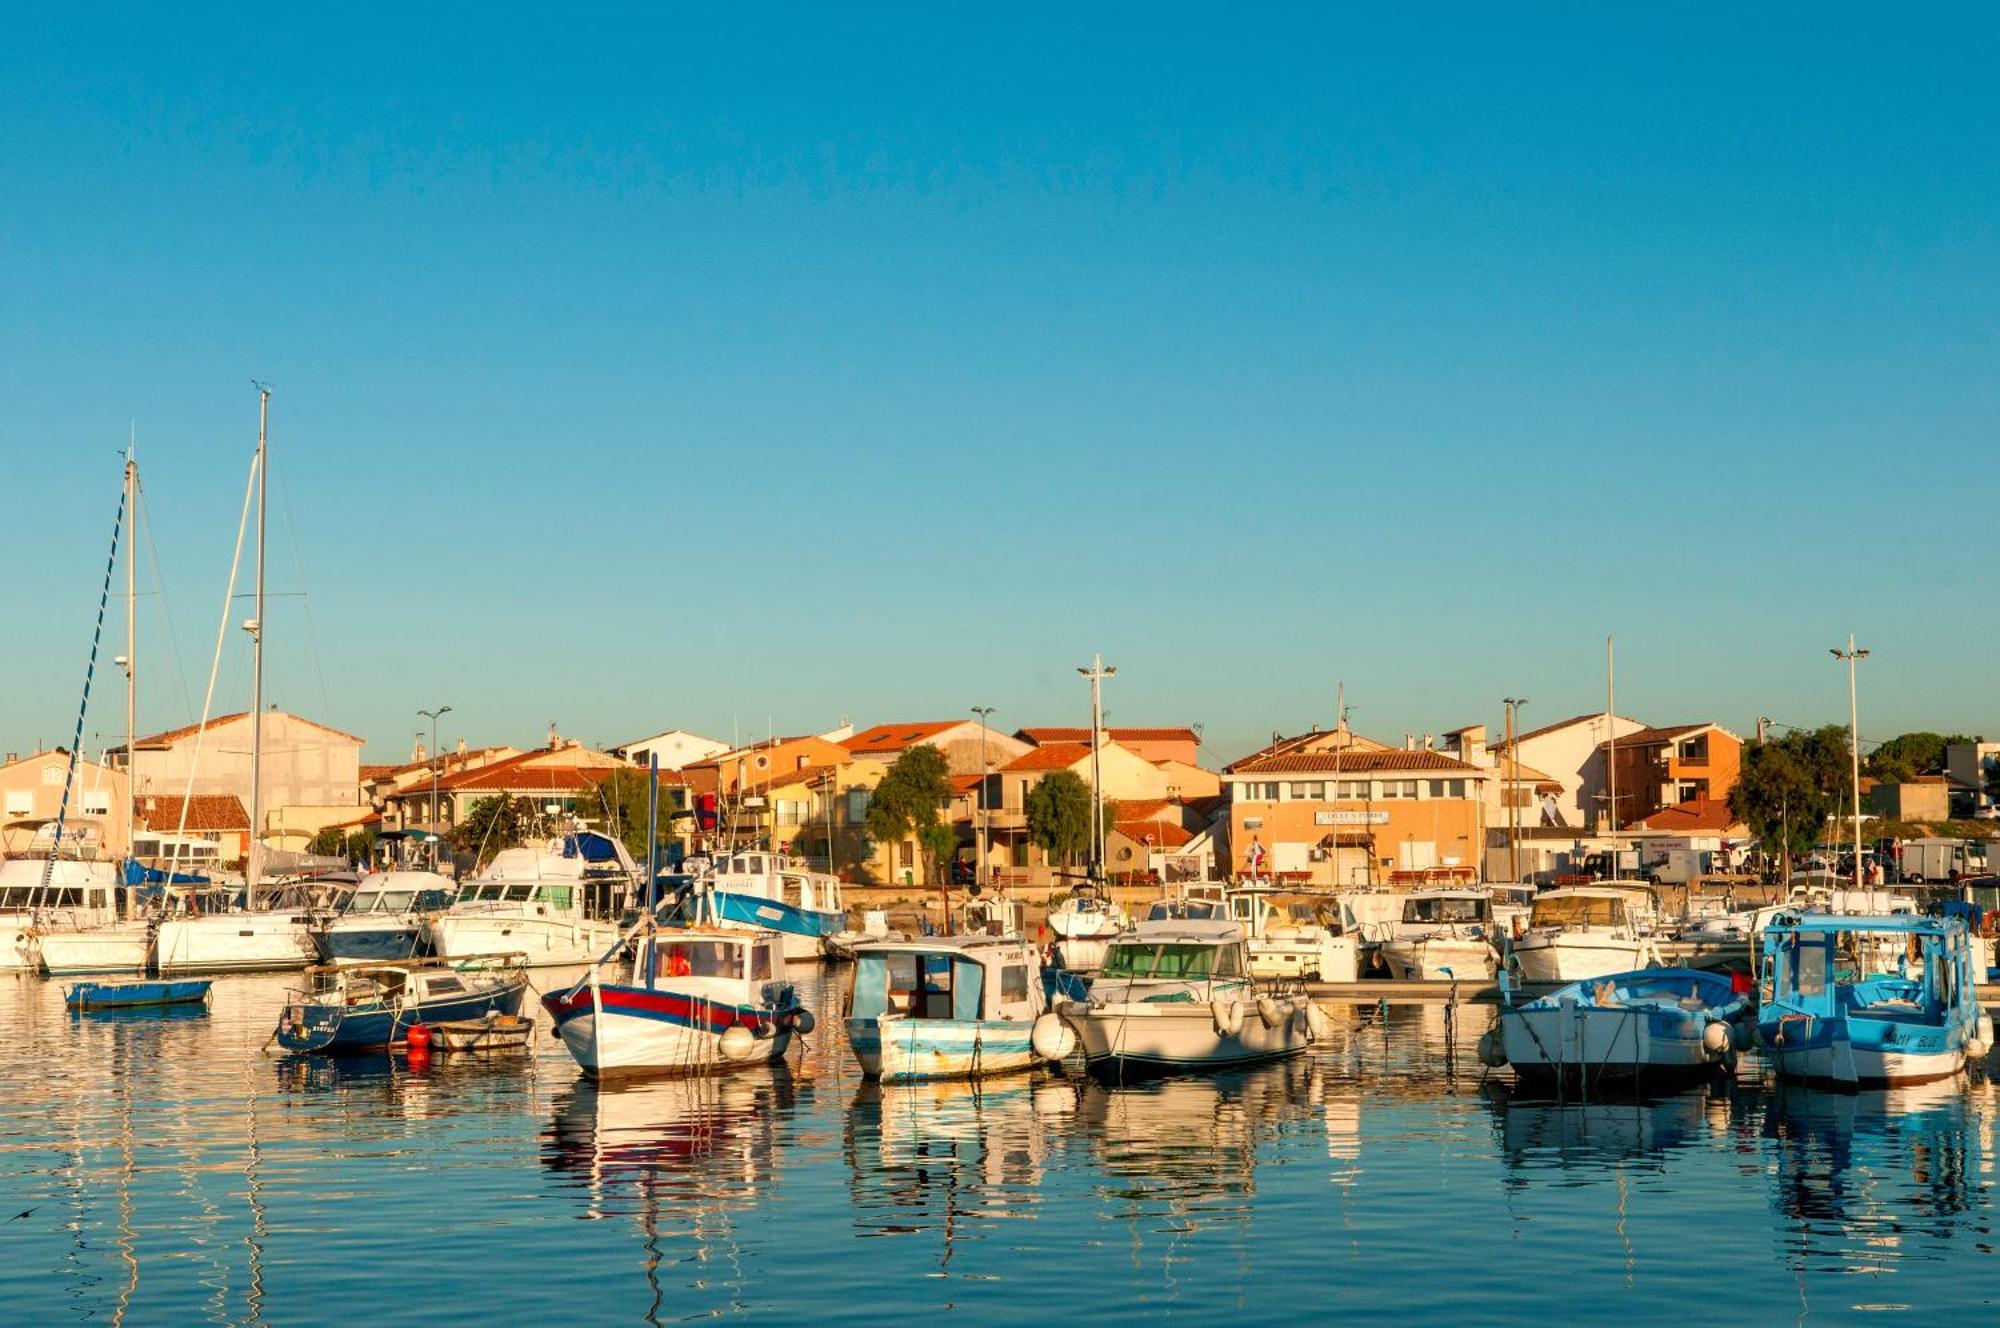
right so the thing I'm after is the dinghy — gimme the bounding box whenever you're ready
[66,979,211,1011]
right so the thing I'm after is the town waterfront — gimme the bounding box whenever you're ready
[4,971,1995,1324]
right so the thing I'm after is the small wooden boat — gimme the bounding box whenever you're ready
[432,1011,536,1052]
[848,934,1063,1083]
[1488,967,1751,1087]
[66,979,212,1011]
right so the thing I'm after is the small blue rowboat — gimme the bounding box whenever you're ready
[276,962,528,1053]
[66,980,212,1011]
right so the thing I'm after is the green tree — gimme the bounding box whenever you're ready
[1730,743,1829,857]
[865,746,953,884]
[1866,732,1951,784]
[308,824,377,864]
[575,767,680,863]
[918,822,961,885]
[1027,770,1095,869]
[454,794,535,866]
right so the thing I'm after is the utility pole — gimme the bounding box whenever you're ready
[971,705,995,890]
[1504,697,1529,883]
[1831,635,1870,892]
[1077,654,1116,881]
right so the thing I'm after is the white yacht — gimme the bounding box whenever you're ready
[1225,887,1357,982]
[1,857,126,973]
[430,834,635,968]
[1507,884,1661,983]
[687,850,846,962]
[1044,884,1128,973]
[154,879,336,974]
[1059,918,1328,1075]
[1376,888,1497,981]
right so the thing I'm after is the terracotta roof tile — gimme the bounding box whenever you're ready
[999,743,1092,773]
[1631,797,1743,834]
[387,750,658,797]
[1601,722,1737,749]
[1226,749,1483,776]
[1114,820,1193,848]
[839,722,959,755]
[1018,726,1199,745]
[136,794,249,832]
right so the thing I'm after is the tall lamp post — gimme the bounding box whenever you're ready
[1077,654,1116,881]
[1503,697,1529,884]
[971,705,995,891]
[418,705,452,868]
[1830,636,1870,891]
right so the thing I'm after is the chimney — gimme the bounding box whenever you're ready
[1404,733,1415,750]
[1456,725,1488,768]
[456,737,467,756]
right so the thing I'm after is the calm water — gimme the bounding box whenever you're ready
[2,972,1996,1325]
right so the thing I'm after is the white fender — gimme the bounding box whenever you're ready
[1702,1022,1732,1058]
[1305,1000,1334,1041]
[719,1025,759,1061]
[1256,996,1283,1029]
[1031,1011,1077,1062]
[1211,998,1245,1037]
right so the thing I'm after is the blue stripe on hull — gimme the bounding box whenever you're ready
[707,891,843,940]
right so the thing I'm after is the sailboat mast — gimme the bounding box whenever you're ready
[1605,634,1617,842]
[247,388,269,902]
[124,448,137,865]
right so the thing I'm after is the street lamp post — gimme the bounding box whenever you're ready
[971,705,995,891]
[1831,636,1870,892]
[1077,655,1116,881]
[418,705,452,869]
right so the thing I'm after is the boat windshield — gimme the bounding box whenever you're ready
[352,891,416,914]
[1404,896,1487,924]
[651,939,742,981]
[1102,942,1241,980]
[1530,896,1626,928]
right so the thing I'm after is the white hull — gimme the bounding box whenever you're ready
[155,913,315,973]
[555,1007,791,1076]
[1066,995,1318,1071]
[1248,935,1358,982]
[1513,935,1654,983]
[36,922,154,976]
[432,912,622,968]
[1767,1040,1965,1088]
[1502,1002,1721,1077]
[850,1016,1039,1084]
[1379,937,1494,982]
[1,914,38,973]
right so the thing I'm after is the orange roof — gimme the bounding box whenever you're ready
[1000,743,1092,773]
[1632,797,1743,834]
[1107,798,1175,822]
[1114,820,1193,848]
[136,794,249,832]
[129,710,365,748]
[1600,722,1725,750]
[1227,749,1482,776]
[949,774,984,796]
[839,722,961,756]
[389,750,660,797]
[359,764,399,781]
[1018,726,1199,745]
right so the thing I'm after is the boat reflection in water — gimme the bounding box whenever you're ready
[1763,1078,1989,1275]
[844,1075,1056,1266]
[1485,1080,1727,1187]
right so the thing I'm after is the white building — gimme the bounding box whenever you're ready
[1494,711,1647,830]
[114,709,364,845]
[611,728,730,771]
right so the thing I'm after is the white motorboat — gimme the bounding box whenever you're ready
[686,850,846,962]
[1059,918,1328,1075]
[312,870,457,961]
[431,834,633,968]
[154,880,338,974]
[1,857,126,973]
[1225,886,1357,981]
[1489,967,1752,1086]
[1377,888,1497,981]
[846,934,1059,1083]
[1507,885,1662,983]
[544,925,809,1076]
[37,918,154,976]
[1044,884,1127,972]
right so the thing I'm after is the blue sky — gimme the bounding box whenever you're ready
[4,6,1995,767]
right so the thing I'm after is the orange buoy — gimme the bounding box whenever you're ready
[406,1022,431,1051]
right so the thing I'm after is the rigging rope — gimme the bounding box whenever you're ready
[38,473,127,909]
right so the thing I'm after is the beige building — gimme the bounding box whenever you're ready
[841,721,1028,776]
[0,749,131,857]
[1494,711,1648,830]
[115,710,365,847]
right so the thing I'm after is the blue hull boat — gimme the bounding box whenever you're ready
[276,963,528,1053]
[313,924,424,962]
[704,890,844,950]
[66,979,212,1011]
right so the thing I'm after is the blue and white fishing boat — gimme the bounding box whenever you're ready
[311,870,457,961]
[275,961,527,1053]
[846,935,1064,1083]
[1757,912,1991,1088]
[543,925,810,1077]
[1486,967,1752,1086]
[66,979,211,1011]
[688,851,846,962]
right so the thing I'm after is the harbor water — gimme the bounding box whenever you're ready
[2,971,1996,1324]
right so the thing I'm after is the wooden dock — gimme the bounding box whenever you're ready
[1303,979,2000,1007]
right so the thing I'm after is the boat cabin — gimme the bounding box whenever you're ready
[960,895,1024,937]
[848,937,1039,1024]
[0,857,123,913]
[636,930,787,994]
[1400,889,1491,927]
[1527,886,1653,934]
[303,963,483,1007]
[709,852,843,915]
[1100,920,1250,984]
[1761,912,1975,1026]
[344,872,456,916]
[1146,897,1229,923]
